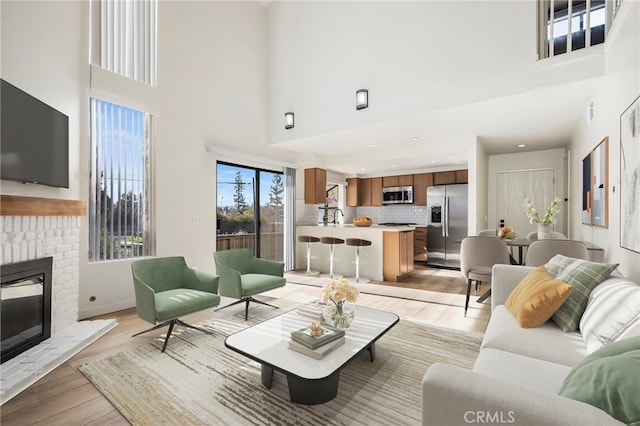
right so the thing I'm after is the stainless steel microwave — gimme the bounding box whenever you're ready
[382,186,413,204]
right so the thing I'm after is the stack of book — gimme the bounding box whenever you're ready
[288,324,345,359]
[296,303,325,321]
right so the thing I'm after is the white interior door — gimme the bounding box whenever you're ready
[496,169,557,238]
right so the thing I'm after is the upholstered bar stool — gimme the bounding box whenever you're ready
[346,238,372,283]
[320,237,344,279]
[298,235,320,275]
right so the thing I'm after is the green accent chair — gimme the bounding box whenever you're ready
[131,256,221,352]
[213,248,286,320]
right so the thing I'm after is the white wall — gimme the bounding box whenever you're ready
[0,1,86,201]
[265,1,603,146]
[473,138,490,234]
[487,148,568,234]
[78,1,274,318]
[569,1,640,282]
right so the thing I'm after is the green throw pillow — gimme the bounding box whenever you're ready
[544,255,618,332]
[559,337,640,426]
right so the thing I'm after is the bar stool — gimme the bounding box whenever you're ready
[298,235,320,275]
[346,238,372,283]
[320,237,344,279]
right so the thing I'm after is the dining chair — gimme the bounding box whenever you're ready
[460,236,511,316]
[525,240,589,266]
[526,230,567,241]
[477,229,497,237]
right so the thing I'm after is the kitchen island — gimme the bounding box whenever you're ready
[296,224,415,282]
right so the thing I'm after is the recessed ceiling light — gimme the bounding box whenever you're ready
[518,144,526,148]
[392,164,398,168]
[431,160,436,163]
[412,137,419,141]
[367,144,375,148]
[360,167,365,171]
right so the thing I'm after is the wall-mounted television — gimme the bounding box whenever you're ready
[1,79,69,188]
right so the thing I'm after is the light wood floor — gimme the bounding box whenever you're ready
[0,264,490,425]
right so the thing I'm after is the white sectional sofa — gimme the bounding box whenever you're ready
[422,264,640,426]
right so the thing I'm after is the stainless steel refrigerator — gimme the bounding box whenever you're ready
[426,184,468,269]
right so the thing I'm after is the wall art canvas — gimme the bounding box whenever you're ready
[620,95,640,253]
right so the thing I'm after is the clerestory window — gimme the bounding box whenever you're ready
[538,0,611,59]
[90,0,157,86]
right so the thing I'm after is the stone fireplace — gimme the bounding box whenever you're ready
[0,195,116,404]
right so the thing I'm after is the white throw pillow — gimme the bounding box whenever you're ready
[579,278,640,353]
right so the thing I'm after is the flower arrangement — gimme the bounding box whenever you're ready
[523,195,561,224]
[320,278,359,328]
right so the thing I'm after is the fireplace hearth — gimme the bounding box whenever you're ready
[1,257,52,364]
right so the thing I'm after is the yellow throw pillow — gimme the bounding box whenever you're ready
[505,266,574,328]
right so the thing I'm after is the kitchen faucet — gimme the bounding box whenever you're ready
[333,208,344,225]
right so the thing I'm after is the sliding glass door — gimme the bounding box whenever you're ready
[216,162,283,261]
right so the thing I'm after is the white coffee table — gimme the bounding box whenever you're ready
[225,305,399,405]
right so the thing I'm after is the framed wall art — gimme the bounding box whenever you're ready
[620,95,640,253]
[582,137,608,227]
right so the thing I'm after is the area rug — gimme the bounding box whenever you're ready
[79,303,483,425]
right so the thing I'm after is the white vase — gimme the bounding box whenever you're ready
[538,223,553,239]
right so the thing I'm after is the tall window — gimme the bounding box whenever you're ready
[89,98,153,262]
[90,0,157,86]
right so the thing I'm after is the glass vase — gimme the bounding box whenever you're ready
[323,300,356,329]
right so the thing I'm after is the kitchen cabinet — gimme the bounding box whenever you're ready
[346,178,359,207]
[398,174,414,186]
[433,169,468,185]
[383,230,414,282]
[360,178,373,206]
[382,174,413,188]
[433,171,456,185]
[371,177,383,206]
[346,177,382,206]
[413,173,433,205]
[382,176,398,187]
[414,226,427,262]
[455,169,468,183]
[304,168,327,204]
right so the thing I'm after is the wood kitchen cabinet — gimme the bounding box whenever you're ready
[433,169,468,185]
[433,171,456,185]
[360,178,373,206]
[398,174,413,186]
[382,174,413,187]
[414,226,427,262]
[383,230,415,282]
[346,178,359,207]
[382,176,398,187]
[413,173,433,205]
[371,177,383,206]
[304,168,327,204]
[455,169,468,183]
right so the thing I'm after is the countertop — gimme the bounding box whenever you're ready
[300,224,418,232]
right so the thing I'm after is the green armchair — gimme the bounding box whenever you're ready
[131,256,220,352]
[213,248,286,320]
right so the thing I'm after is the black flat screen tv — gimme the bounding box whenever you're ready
[1,79,69,188]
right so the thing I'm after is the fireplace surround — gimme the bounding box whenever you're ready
[1,257,53,363]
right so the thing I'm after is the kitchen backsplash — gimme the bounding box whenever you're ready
[356,205,428,225]
[296,201,427,225]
